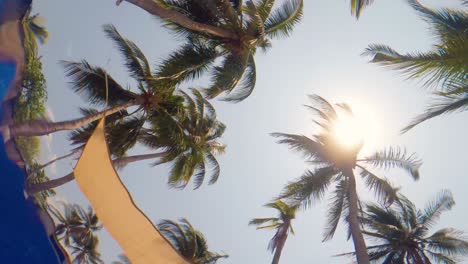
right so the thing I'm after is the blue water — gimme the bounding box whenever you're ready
[0,61,15,100]
[0,60,61,263]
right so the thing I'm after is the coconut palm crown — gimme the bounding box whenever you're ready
[339,190,468,263]
[249,200,298,264]
[28,89,226,193]
[363,0,468,132]
[153,0,304,102]
[272,95,422,264]
[158,218,228,264]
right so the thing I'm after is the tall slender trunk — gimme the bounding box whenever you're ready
[123,0,238,40]
[272,223,290,264]
[36,148,82,171]
[7,100,137,138]
[27,152,167,194]
[344,168,370,264]
[113,152,166,168]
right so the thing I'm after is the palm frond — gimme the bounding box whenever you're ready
[350,0,375,18]
[425,228,468,257]
[264,0,303,38]
[256,0,275,21]
[419,189,455,227]
[359,147,421,180]
[424,250,457,264]
[156,42,218,85]
[271,133,325,161]
[363,43,468,87]
[323,178,349,241]
[61,60,137,106]
[103,24,152,82]
[358,166,398,206]
[249,217,280,227]
[279,167,337,208]
[222,54,256,102]
[406,0,468,43]
[205,50,250,100]
[307,94,338,120]
[401,93,468,133]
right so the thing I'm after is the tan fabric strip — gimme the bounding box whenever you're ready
[74,118,189,264]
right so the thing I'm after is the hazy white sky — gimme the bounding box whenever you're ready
[35,0,467,263]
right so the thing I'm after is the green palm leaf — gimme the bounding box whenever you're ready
[156,41,219,85]
[222,54,256,102]
[323,178,349,241]
[363,43,468,87]
[358,166,398,206]
[359,147,422,180]
[401,92,468,133]
[350,0,375,18]
[205,50,250,99]
[103,24,152,83]
[61,60,137,106]
[419,190,455,227]
[264,0,304,38]
[279,167,338,208]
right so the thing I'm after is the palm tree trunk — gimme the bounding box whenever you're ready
[113,152,167,168]
[123,0,238,40]
[27,152,167,194]
[36,148,82,171]
[7,100,137,138]
[344,168,370,264]
[272,225,289,264]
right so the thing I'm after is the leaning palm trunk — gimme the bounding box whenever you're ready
[5,100,137,138]
[36,148,82,171]
[122,0,237,39]
[27,152,166,194]
[344,168,370,264]
[272,224,290,264]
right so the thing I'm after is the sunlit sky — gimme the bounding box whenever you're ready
[34,0,467,263]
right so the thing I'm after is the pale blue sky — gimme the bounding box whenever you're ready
[35,0,467,263]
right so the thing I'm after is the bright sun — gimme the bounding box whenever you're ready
[332,114,365,148]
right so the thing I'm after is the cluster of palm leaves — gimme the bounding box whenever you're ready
[249,200,298,264]
[12,0,468,263]
[364,0,468,132]
[48,203,103,263]
[251,95,423,264]
[338,190,468,263]
[158,218,228,264]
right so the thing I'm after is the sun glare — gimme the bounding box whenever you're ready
[332,114,364,148]
[328,98,381,152]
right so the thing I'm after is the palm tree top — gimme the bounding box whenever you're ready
[339,190,468,263]
[272,95,421,241]
[272,95,421,173]
[151,0,304,102]
[363,0,468,133]
[249,199,298,230]
[140,89,227,189]
[158,218,228,264]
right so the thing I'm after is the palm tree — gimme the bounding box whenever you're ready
[21,5,48,55]
[249,200,298,264]
[158,218,228,264]
[48,203,102,247]
[146,0,304,102]
[363,0,468,132]
[338,190,468,263]
[4,24,183,138]
[27,89,226,192]
[70,234,103,264]
[272,95,421,264]
[26,163,56,209]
